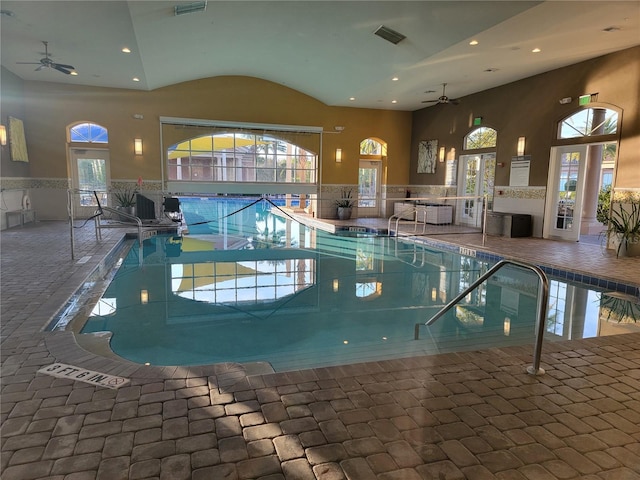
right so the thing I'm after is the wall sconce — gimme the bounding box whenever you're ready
[503,317,511,336]
[140,289,149,304]
[517,136,526,156]
[333,279,340,292]
[335,148,342,163]
[431,288,437,302]
[438,146,445,163]
[447,147,456,161]
[134,138,143,155]
[0,125,6,146]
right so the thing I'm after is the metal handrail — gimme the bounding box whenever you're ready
[414,259,550,375]
[95,206,143,247]
[388,207,422,236]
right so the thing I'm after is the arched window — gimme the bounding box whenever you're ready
[360,138,387,156]
[69,122,108,143]
[464,127,497,150]
[558,107,619,139]
[167,132,316,184]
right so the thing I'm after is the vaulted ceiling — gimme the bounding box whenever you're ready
[1,1,638,111]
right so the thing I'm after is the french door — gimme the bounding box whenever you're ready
[543,145,588,241]
[457,153,496,227]
[358,160,381,217]
[69,148,110,216]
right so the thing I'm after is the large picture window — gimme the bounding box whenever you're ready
[167,133,316,184]
[162,117,321,195]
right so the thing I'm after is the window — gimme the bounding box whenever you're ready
[70,122,108,143]
[167,133,317,184]
[68,121,110,208]
[360,138,387,156]
[464,127,497,150]
[559,107,618,139]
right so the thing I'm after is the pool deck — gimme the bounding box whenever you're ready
[1,219,640,480]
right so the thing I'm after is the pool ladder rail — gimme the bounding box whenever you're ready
[414,259,550,376]
[388,205,430,236]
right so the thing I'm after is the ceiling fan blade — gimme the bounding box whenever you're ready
[450,99,460,105]
[421,99,439,104]
[35,65,45,71]
[53,64,72,75]
[16,61,42,65]
[54,63,75,69]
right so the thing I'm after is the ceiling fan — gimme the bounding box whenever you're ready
[422,83,459,105]
[16,41,75,75]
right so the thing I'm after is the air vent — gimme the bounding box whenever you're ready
[174,1,207,16]
[374,25,406,45]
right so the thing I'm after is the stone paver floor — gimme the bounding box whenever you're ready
[2,220,640,480]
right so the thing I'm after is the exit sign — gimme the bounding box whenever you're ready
[473,117,482,126]
[579,95,591,106]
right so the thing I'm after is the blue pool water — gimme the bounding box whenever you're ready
[79,197,640,371]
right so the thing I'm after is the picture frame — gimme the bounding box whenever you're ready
[9,116,29,163]
[417,139,437,174]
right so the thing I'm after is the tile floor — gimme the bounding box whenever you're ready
[1,219,640,480]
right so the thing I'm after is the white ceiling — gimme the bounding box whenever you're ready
[1,1,639,111]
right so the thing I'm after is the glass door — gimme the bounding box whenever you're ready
[69,148,110,216]
[544,145,588,241]
[457,153,496,227]
[358,160,381,217]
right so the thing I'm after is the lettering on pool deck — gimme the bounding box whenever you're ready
[459,246,477,257]
[37,363,130,389]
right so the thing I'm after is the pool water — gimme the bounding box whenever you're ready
[79,197,640,371]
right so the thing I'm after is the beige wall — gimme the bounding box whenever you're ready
[0,68,30,177]
[6,74,412,186]
[410,46,640,188]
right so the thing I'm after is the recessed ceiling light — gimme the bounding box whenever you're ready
[603,26,620,32]
[532,48,541,53]
[391,100,397,104]
[133,77,140,82]
[469,40,479,46]
[70,71,78,76]
[349,97,355,101]
[122,47,131,53]
[392,76,399,81]
[484,68,499,73]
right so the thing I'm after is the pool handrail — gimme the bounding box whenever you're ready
[95,205,143,247]
[415,259,550,376]
[388,206,423,235]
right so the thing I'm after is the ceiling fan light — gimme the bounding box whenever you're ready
[374,25,406,45]
[174,1,207,16]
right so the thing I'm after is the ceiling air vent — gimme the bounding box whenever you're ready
[174,1,207,16]
[374,25,406,45]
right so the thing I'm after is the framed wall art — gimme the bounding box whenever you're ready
[417,139,437,174]
[9,116,29,163]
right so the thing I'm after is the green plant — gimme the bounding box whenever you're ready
[112,184,138,207]
[335,189,354,208]
[602,199,640,257]
[596,185,611,225]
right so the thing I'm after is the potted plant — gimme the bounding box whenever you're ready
[602,198,640,257]
[111,182,139,220]
[335,189,354,220]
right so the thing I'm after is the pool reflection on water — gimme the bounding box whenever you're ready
[80,198,640,372]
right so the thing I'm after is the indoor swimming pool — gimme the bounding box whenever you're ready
[74,197,639,372]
